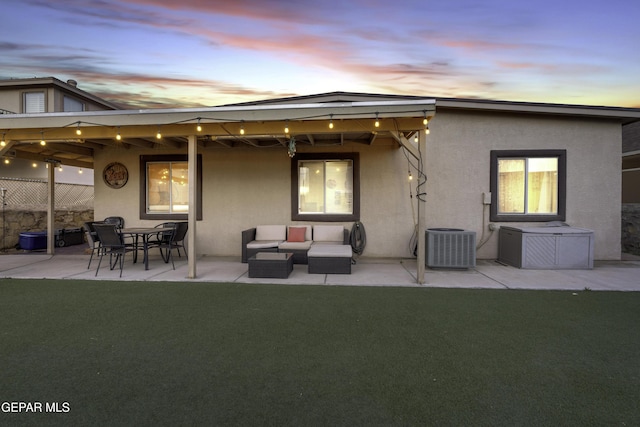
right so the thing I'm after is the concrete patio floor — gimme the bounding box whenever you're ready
[1,246,640,291]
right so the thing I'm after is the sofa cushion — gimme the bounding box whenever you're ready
[255,225,286,241]
[279,240,313,251]
[308,244,352,258]
[247,240,281,249]
[313,225,344,242]
[287,226,307,242]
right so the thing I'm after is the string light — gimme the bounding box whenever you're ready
[78,168,83,174]
[1,108,438,154]
[408,170,413,181]
[32,162,37,168]
[3,158,9,165]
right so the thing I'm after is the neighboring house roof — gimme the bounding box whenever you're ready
[0,77,120,112]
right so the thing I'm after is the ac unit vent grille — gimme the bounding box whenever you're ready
[426,229,476,269]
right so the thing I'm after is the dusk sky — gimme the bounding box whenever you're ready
[3,0,639,109]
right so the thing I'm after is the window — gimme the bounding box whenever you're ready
[490,150,566,222]
[23,92,45,113]
[291,153,359,221]
[63,96,84,112]
[139,155,202,220]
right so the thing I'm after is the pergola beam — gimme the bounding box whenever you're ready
[389,130,420,161]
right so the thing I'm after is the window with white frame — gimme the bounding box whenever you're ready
[490,150,566,222]
[291,153,359,221]
[23,92,45,113]
[139,155,202,220]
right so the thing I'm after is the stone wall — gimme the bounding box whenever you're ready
[0,207,94,250]
[622,204,640,256]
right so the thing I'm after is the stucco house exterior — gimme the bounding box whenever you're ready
[2,88,639,282]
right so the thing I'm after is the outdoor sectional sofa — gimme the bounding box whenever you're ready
[241,225,351,268]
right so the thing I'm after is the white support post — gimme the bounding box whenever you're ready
[416,131,427,284]
[47,163,55,255]
[187,134,197,279]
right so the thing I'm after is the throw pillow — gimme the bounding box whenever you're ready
[287,227,306,242]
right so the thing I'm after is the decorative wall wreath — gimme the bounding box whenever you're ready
[103,162,128,189]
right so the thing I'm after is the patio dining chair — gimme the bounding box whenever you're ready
[83,221,105,269]
[168,221,188,258]
[94,223,135,277]
[103,216,125,229]
[148,222,177,269]
[148,222,187,257]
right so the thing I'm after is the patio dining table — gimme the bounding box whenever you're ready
[119,227,173,270]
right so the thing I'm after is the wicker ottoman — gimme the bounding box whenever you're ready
[308,245,352,274]
[248,252,294,278]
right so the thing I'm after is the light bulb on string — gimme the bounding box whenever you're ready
[284,120,289,134]
[196,118,202,132]
[116,127,122,141]
[40,131,46,146]
[240,121,245,135]
[423,111,429,126]
[329,114,334,129]
[76,123,82,136]
[1,133,5,147]
[156,127,162,139]
[374,113,380,128]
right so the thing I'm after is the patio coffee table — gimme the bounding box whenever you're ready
[248,252,294,278]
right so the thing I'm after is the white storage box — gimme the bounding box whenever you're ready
[498,226,594,269]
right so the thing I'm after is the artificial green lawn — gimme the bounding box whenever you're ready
[1,279,638,426]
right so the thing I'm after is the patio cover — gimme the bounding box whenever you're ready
[0,97,436,283]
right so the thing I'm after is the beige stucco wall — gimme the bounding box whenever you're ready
[426,110,622,260]
[93,109,623,261]
[94,140,419,259]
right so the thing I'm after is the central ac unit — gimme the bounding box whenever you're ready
[426,228,476,269]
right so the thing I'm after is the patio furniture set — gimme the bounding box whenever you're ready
[242,225,353,278]
[83,217,188,277]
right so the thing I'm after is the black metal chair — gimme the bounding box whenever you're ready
[94,223,134,277]
[149,222,187,257]
[103,216,125,229]
[149,223,176,269]
[169,221,188,258]
[83,221,105,269]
